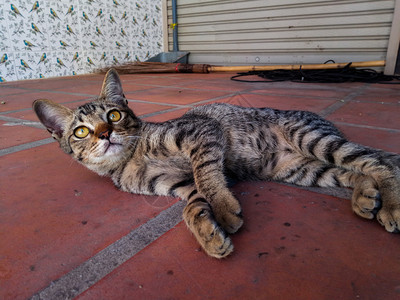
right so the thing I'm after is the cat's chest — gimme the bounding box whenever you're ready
[113,154,192,196]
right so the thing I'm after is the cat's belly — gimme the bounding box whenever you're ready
[224,151,274,181]
[114,155,193,196]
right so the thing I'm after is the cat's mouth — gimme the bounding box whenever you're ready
[104,141,123,155]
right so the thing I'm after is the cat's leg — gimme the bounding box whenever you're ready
[189,140,243,234]
[174,185,234,258]
[327,142,400,232]
[167,118,243,236]
[269,152,383,220]
[274,112,400,232]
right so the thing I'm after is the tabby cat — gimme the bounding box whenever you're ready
[33,69,400,258]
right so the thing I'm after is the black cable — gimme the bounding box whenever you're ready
[231,62,400,84]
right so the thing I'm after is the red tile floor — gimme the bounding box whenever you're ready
[1,72,400,300]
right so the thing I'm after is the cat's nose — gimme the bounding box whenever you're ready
[95,123,113,140]
[99,129,112,140]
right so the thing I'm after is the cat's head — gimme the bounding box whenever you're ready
[33,69,141,175]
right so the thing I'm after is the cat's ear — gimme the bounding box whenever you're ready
[99,68,128,106]
[33,99,73,139]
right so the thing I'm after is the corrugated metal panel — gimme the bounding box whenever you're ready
[166,0,395,65]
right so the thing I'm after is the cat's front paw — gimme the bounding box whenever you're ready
[201,222,233,258]
[216,209,243,234]
[183,199,234,258]
[212,196,244,234]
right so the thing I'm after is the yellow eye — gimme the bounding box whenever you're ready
[108,110,121,122]
[74,126,90,138]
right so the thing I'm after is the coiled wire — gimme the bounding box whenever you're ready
[231,61,400,84]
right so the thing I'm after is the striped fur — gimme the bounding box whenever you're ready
[33,69,400,258]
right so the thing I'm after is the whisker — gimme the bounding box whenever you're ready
[126,135,143,139]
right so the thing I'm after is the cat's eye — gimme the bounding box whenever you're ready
[108,110,121,122]
[74,126,90,138]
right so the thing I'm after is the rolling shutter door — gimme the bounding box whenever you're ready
[166,0,396,66]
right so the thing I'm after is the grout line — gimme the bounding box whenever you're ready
[282,183,352,200]
[0,100,94,118]
[137,92,240,119]
[123,83,249,94]
[0,83,98,98]
[334,121,400,133]
[33,90,97,98]
[0,107,35,115]
[0,89,95,98]
[186,91,240,106]
[244,91,400,106]
[126,98,183,108]
[30,200,186,300]
[318,84,368,118]
[27,180,354,300]
[0,138,55,157]
[140,106,186,119]
[0,97,96,116]
[0,115,45,129]
[0,90,33,97]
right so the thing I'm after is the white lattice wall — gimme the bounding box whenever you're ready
[0,0,163,82]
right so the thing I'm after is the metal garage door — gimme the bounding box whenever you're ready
[166,0,396,66]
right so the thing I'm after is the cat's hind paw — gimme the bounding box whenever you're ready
[376,175,400,233]
[352,177,381,219]
[377,207,400,233]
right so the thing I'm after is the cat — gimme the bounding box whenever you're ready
[33,69,400,258]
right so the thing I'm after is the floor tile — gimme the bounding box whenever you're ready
[1,77,85,90]
[173,78,258,92]
[126,87,230,105]
[78,182,400,300]
[0,87,31,97]
[370,82,400,90]
[2,72,400,300]
[354,87,400,104]
[119,83,158,93]
[53,83,103,95]
[0,121,48,149]
[127,101,175,116]
[0,143,178,299]
[213,93,338,113]
[336,123,400,153]
[326,102,400,130]
[251,86,351,99]
[72,74,106,82]
[143,108,189,123]
[6,99,173,122]
[0,92,90,113]
[121,76,194,88]
[5,99,94,122]
[54,80,158,95]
